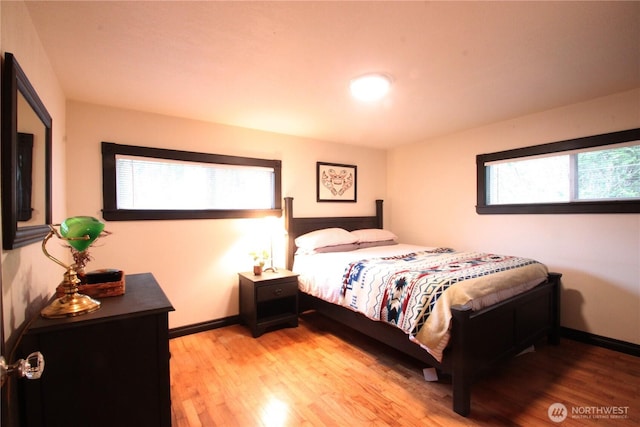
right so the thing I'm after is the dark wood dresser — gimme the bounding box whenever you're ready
[18,273,174,427]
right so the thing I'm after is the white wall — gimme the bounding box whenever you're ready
[1,0,68,349]
[65,101,387,329]
[387,89,640,345]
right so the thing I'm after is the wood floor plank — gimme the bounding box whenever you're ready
[170,312,639,426]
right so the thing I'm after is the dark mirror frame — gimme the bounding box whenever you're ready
[1,52,52,249]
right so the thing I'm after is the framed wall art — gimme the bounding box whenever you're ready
[316,162,357,202]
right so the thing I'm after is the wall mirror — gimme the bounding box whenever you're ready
[1,52,52,249]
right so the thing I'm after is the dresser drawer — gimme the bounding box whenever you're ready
[256,280,298,302]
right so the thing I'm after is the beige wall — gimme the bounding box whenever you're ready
[1,0,68,349]
[65,101,387,329]
[388,88,640,345]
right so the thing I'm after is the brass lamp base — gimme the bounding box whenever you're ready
[41,292,101,319]
[40,265,101,319]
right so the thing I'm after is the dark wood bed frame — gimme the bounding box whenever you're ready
[284,197,562,417]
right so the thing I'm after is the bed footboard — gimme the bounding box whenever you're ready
[449,272,562,416]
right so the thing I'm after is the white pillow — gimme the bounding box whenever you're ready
[294,228,358,250]
[351,228,398,243]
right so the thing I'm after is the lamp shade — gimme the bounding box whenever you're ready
[60,216,105,252]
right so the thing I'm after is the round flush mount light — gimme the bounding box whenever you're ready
[349,73,392,102]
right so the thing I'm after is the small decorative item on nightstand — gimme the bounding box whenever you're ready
[249,249,268,276]
[238,269,299,337]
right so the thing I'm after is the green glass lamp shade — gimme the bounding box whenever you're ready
[60,216,105,252]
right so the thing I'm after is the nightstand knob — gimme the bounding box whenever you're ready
[274,288,283,296]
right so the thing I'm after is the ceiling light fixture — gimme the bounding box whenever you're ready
[349,73,392,102]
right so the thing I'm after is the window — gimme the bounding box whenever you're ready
[102,142,282,220]
[476,128,640,214]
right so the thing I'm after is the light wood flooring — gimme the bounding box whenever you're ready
[170,313,639,426]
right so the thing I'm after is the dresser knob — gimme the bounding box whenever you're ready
[0,351,45,387]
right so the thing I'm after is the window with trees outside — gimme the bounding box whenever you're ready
[476,128,640,214]
[102,142,282,220]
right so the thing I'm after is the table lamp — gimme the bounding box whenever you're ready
[40,216,108,318]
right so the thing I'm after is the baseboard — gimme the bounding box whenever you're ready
[560,327,640,357]
[169,315,240,339]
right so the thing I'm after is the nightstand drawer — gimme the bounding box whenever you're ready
[256,280,297,302]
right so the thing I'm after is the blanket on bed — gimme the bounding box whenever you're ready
[341,249,549,361]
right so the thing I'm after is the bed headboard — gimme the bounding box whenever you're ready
[284,197,383,270]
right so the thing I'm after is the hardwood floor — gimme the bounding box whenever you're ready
[170,312,639,426]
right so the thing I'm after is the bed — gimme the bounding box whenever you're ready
[284,197,561,417]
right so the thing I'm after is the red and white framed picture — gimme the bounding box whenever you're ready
[316,162,357,202]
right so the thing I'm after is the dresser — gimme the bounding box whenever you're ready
[18,273,174,427]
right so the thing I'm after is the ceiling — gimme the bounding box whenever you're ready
[24,1,640,149]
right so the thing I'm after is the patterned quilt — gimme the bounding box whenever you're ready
[340,249,547,354]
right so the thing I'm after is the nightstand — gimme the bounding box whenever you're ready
[239,269,299,337]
